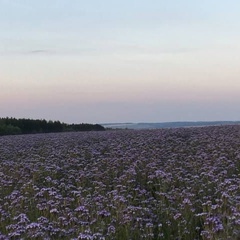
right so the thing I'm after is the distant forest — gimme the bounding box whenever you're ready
[0,117,105,136]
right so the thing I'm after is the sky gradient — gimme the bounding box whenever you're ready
[1,0,240,123]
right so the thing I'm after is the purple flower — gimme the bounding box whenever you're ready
[107,225,116,234]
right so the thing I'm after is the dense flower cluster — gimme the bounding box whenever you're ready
[0,125,240,239]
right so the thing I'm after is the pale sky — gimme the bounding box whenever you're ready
[1,0,240,123]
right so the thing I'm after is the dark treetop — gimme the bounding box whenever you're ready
[0,117,105,136]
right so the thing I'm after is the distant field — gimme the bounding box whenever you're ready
[0,125,240,239]
[102,121,240,129]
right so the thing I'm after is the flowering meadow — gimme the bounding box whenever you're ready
[0,125,240,239]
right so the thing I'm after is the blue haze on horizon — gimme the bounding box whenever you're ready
[0,0,240,123]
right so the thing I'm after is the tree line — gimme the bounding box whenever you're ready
[0,117,105,136]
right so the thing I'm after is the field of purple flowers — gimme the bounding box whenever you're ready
[0,125,240,239]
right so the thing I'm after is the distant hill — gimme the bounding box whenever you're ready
[102,121,240,129]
